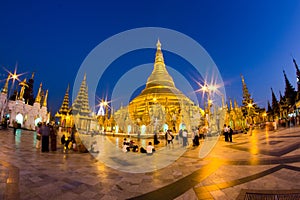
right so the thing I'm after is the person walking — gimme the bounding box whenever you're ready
[166,130,174,146]
[49,124,57,151]
[192,128,200,146]
[35,122,42,149]
[228,125,233,142]
[13,120,18,136]
[249,124,253,136]
[182,129,188,147]
[223,124,229,142]
[40,122,50,152]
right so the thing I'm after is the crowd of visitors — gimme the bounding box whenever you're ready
[35,122,58,152]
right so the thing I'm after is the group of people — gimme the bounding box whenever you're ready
[178,128,203,147]
[35,122,58,152]
[223,124,233,142]
[122,138,156,154]
[122,138,139,152]
[60,125,77,151]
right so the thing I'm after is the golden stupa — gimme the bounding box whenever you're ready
[127,40,203,132]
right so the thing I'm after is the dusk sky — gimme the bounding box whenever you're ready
[1,1,300,113]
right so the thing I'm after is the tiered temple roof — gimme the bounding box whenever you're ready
[58,85,70,115]
[71,74,92,116]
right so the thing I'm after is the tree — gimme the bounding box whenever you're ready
[271,88,279,119]
[283,70,296,108]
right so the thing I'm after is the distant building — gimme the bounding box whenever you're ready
[55,74,98,133]
[0,73,48,130]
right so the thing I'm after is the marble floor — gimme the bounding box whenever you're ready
[0,126,299,200]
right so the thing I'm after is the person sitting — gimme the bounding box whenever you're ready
[90,141,99,153]
[65,136,72,150]
[122,143,130,152]
[140,146,147,153]
[123,138,129,146]
[60,134,66,151]
[146,142,155,155]
[122,139,130,152]
[129,140,139,152]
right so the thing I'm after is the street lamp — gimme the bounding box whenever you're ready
[247,102,253,124]
[200,84,217,129]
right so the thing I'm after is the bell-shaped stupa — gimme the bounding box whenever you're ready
[128,40,201,131]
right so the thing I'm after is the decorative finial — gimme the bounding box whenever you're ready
[2,74,11,94]
[240,74,245,83]
[156,39,161,50]
[31,72,35,80]
[35,82,43,103]
[43,90,48,107]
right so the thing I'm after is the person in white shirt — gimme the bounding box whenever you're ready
[223,124,229,142]
[146,142,155,154]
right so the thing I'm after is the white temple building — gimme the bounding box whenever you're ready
[0,73,49,130]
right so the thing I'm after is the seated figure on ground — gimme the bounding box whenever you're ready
[146,142,155,154]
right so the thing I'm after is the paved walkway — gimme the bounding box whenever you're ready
[0,126,299,199]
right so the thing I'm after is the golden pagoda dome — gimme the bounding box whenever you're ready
[128,40,199,130]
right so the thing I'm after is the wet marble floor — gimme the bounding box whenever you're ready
[0,126,299,199]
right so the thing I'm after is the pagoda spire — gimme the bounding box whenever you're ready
[43,90,48,107]
[71,75,92,116]
[142,40,176,92]
[241,75,257,119]
[58,85,70,115]
[234,99,239,109]
[2,74,10,94]
[241,75,253,105]
[35,83,42,103]
[154,39,165,70]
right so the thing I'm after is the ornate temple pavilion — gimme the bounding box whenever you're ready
[55,74,98,132]
[0,73,48,130]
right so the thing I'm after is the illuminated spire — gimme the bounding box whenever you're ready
[35,83,42,103]
[229,99,233,110]
[2,74,10,94]
[58,85,70,115]
[234,99,239,109]
[43,90,48,107]
[72,75,92,116]
[143,40,176,91]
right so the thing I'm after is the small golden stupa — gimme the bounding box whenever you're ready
[128,40,202,132]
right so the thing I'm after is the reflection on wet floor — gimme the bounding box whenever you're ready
[1,127,300,199]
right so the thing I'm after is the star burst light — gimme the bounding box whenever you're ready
[195,77,223,100]
[3,66,26,84]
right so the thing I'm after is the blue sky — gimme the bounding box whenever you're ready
[1,1,300,113]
